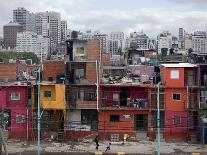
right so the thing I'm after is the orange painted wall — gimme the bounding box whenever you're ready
[98,110,150,133]
[162,67,184,87]
[165,88,187,110]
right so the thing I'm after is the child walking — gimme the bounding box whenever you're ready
[105,142,111,152]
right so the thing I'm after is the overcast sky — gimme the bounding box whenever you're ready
[1,0,207,38]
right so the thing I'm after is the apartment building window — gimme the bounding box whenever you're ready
[16,115,25,123]
[10,92,20,100]
[174,116,181,125]
[110,115,120,122]
[170,70,179,79]
[44,91,52,98]
[173,93,181,101]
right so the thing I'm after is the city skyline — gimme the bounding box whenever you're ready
[1,0,207,37]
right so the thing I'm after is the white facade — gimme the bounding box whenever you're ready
[110,32,124,40]
[80,30,108,53]
[185,34,192,51]
[192,31,207,53]
[157,31,172,54]
[128,32,149,49]
[108,39,122,55]
[108,32,124,55]
[16,31,49,60]
[61,20,67,42]
[13,7,35,32]
[35,11,61,52]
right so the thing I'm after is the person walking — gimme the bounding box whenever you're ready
[94,136,99,150]
[105,142,111,152]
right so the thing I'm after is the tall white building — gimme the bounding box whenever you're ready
[35,11,61,52]
[127,31,149,49]
[80,30,108,53]
[16,31,49,60]
[192,31,207,53]
[13,7,35,32]
[108,32,124,55]
[61,20,67,42]
[178,28,186,50]
[157,31,172,54]
[110,32,124,40]
[185,34,192,51]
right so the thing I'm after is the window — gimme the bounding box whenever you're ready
[16,115,25,123]
[174,116,181,125]
[44,91,52,98]
[110,115,120,122]
[173,93,181,100]
[113,93,119,102]
[103,91,109,99]
[10,92,20,100]
[75,69,85,79]
[170,70,179,79]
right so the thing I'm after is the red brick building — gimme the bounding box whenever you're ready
[3,21,23,49]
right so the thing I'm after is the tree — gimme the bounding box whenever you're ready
[188,48,193,55]
[0,51,39,64]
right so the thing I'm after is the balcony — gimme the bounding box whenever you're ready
[76,100,97,109]
[100,98,149,110]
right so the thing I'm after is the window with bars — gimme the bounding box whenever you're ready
[16,115,26,123]
[10,92,20,100]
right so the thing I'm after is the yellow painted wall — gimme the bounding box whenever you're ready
[32,84,66,110]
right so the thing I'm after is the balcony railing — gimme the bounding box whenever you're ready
[100,98,149,109]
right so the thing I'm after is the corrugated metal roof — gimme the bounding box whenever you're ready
[161,63,197,68]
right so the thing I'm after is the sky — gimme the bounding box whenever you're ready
[1,0,207,38]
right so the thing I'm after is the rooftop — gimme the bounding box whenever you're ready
[4,21,22,27]
[161,63,197,68]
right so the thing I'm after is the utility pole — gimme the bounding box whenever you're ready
[157,82,161,155]
[37,66,41,155]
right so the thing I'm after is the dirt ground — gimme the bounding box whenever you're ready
[3,139,207,155]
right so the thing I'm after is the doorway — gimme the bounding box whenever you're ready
[134,114,148,131]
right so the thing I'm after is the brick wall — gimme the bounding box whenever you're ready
[0,63,18,81]
[42,60,65,81]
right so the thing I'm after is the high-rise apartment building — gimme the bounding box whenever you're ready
[61,20,67,42]
[128,31,149,49]
[108,32,124,55]
[185,34,193,51]
[16,31,49,59]
[192,31,207,53]
[13,7,35,32]
[3,21,23,49]
[178,28,185,50]
[35,11,61,52]
[80,30,108,53]
[157,31,172,54]
[13,7,28,30]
